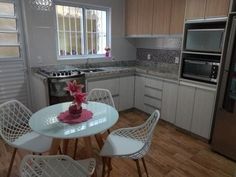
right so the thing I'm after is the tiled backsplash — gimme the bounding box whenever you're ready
[137,48,181,64]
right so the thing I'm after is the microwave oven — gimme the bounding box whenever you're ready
[185,28,224,53]
[182,58,220,84]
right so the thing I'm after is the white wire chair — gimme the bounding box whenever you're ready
[0,100,53,177]
[73,88,115,159]
[100,110,160,177]
[86,88,115,108]
[20,155,96,177]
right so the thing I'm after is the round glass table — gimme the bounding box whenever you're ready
[29,101,119,156]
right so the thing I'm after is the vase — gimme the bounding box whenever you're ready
[69,103,82,117]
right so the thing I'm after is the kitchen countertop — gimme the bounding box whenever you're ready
[84,66,179,81]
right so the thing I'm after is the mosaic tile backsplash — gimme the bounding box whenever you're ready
[137,48,181,64]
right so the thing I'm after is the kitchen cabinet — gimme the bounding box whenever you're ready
[191,88,216,139]
[170,0,186,34]
[87,78,120,109]
[185,0,206,20]
[125,0,186,36]
[175,82,217,139]
[161,81,178,124]
[119,76,135,111]
[125,0,138,35]
[205,0,230,18]
[152,0,172,35]
[134,76,145,111]
[137,0,154,35]
[144,77,163,114]
[175,84,195,130]
[185,0,230,20]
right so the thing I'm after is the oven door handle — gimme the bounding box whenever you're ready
[50,78,83,83]
[184,60,212,65]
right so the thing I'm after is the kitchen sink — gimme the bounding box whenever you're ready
[81,68,104,73]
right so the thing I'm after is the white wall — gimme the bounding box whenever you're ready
[22,0,136,67]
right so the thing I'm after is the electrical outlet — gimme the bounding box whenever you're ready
[175,57,180,64]
[37,56,43,65]
[147,54,151,60]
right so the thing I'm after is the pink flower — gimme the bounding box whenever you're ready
[65,80,84,96]
[73,92,87,106]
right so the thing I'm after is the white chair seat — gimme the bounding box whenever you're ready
[100,134,145,157]
[20,155,96,177]
[13,131,52,153]
[77,158,96,175]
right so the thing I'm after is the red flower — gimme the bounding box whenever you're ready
[65,80,84,96]
[73,92,87,106]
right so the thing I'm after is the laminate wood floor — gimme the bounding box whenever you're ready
[0,109,235,177]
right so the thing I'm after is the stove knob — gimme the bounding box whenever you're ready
[68,71,71,76]
[65,71,68,76]
[57,73,60,76]
[53,73,56,77]
[61,72,65,76]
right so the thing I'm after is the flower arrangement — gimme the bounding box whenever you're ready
[65,80,86,116]
[105,47,111,57]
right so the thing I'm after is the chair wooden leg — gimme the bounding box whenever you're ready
[108,158,112,171]
[141,158,149,177]
[58,146,62,154]
[63,139,69,155]
[102,158,106,177]
[73,139,78,159]
[135,159,142,177]
[7,148,17,177]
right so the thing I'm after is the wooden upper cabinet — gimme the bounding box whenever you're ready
[152,0,172,35]
[125,0,138,35]
[185,0,206,20]
[137,0,154,35]
[170,0,186,34]
[205,0,230,18]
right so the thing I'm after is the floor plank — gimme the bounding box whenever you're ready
[0,109,235,177]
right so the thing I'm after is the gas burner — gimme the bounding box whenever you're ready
[38,65,83,78]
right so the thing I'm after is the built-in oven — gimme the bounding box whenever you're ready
[181,55,220,84]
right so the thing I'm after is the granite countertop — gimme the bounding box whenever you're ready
[85,66,179,81]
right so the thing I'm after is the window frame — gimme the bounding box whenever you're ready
[0,0,24,61]
[54,1,111,60]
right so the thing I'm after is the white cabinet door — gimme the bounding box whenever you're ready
[119,76,135,111]
[134,76,145,111]
[87,78,120,108]
[87,78,119,96]
[191,88,216,139]
[161,81,178,124]
[175,84,195,130]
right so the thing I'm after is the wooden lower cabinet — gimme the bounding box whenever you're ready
[161,81,178,124]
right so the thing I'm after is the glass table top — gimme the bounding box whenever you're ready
[29,101,119,139]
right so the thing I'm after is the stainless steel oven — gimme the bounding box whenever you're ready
[48,76,85,105]
[38,65,85,105]
[182,58,220,84]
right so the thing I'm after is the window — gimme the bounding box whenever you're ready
[56,4,109,59]
[0,1,20,58]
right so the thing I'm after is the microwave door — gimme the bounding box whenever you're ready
[186,29,224,53]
